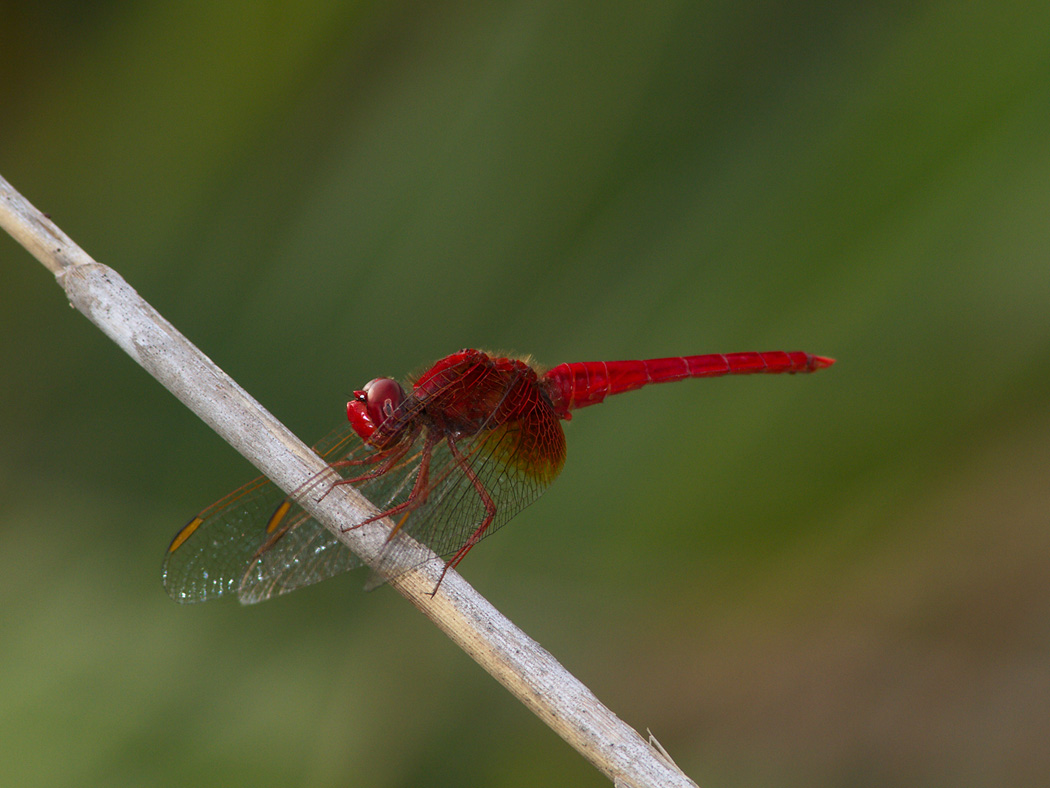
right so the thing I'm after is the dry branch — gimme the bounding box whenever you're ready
[0,172,697,788]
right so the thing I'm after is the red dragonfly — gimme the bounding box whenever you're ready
[163,348,833,603]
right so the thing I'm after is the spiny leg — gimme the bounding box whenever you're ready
[334,429,439,539]
[280,440,399,506]
[433,434,497,592]
[254,446,403,543]
[360,429,439,536]
[328,440,413,491]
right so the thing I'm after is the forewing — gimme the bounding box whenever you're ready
[234,505,362,605]
[163,423,370,604]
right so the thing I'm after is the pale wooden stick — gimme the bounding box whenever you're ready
[1,173,698,788]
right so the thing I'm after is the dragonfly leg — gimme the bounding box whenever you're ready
[328,443,409,488]
[318,435,422,504]
[243,444,412,568]
[283,441,396,505]
[434,435,497,592]
[340,430,438,533]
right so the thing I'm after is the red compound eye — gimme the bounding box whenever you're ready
[346,377,404,439]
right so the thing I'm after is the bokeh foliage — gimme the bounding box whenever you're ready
[3,2,1050,786]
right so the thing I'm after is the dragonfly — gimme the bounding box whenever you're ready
[163,348,834,603]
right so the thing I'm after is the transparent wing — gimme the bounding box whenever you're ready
[162,425,371,604]
[374,422,561,579]
[164,363,569,604]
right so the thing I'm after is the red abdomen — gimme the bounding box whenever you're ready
[543,351,833,418]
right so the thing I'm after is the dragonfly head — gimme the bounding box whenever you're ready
[347,377,406,440]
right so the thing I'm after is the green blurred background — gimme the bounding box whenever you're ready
[3,2,1049,786]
